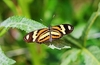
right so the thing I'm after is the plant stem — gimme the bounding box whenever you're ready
[66,36,83,48]
[81,3,100,47]
[83,12,98,47]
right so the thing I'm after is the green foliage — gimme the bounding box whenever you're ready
[0,47,15,65]
[60,2,100,65]
[88,46,100,61]
[82,48,100,65]
[0,16,47,33]
[61,49,81,65]
[0,0,100,65]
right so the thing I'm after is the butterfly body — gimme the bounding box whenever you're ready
[24,24,74,43]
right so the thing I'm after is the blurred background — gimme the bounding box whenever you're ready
[0,0,100,65]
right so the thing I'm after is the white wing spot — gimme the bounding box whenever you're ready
[26,34,29,40]
[68,25,71,30]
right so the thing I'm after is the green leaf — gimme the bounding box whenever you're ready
[61,49,81,65]
[88,46,100,61]
[0,16,47,65]
[82,48,100,65]
[0,47,16,65]
[0,16,47,33]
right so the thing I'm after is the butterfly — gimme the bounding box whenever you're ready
[24,24,74,43]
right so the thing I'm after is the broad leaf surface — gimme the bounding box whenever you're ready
[0,47,16,65]
[0,16,47,33]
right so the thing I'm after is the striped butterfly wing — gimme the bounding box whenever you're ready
[24,28,48,43]
[36,27,63,43]
[24,24,74,43]
[49,24,74,40]
[52,24,74,35]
